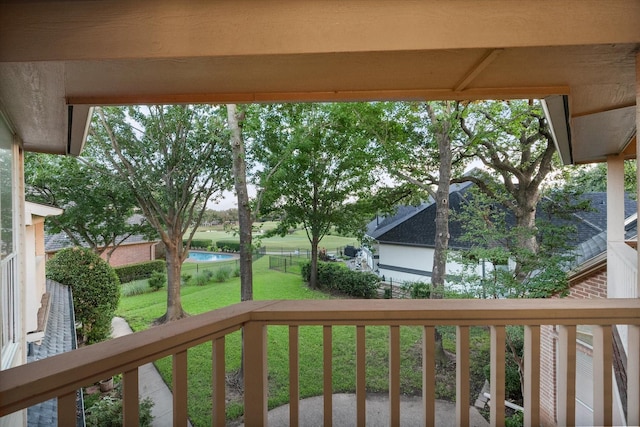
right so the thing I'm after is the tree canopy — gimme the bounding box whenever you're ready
[88,105,232,322]
[248,103,390,288]
[24,152,154,261]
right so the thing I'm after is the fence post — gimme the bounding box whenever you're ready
[284,259,287,274]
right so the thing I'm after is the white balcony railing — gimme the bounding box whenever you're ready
[1,299,639,427]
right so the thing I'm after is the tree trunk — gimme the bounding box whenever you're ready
[155,238,187,324]
[227,104,253,302]
[429,102,454,299]
[431,134,453,297]
[309,235,319,289]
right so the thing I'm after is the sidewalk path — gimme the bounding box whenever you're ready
[236,393,489,427]
[111,317,192,427]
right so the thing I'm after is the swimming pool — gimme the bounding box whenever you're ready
[187,251,234,262]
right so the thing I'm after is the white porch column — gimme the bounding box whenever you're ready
[608,154,625,299]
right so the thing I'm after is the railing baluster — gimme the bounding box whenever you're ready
[389,325,400,426]
[490,326,505,427]
[57,390,76,426]
[456,326,470,427]
[212,336,225,427]
[557,325,576,427]
[289,325,300,427]
[592,325,612,426]
[356,325,366,427]
[123,368,139,426]
[423,326,435,427]
[628,324,640,426]
[244,321,268,426]
[173,350,188,427]
[323,325,332,427]
[523,325,540,427]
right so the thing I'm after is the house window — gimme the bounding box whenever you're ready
[0,116,18,364]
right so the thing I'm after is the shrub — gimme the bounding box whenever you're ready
[213,266,232,283]
[408,282,432,299]
[47,247,120,344]
[114,260,165,283]
[233,266,241,277]
[148,271,166,291]
[186,239,213,249]
[121,281,152,297]
[301,261,378,298]
[181,273,192,286]
[193,272,210,286]
[216,240,240,252]
[85,384,154,427]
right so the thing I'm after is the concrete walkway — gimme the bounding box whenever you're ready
[111,317,192,427]
[235,393,489,427]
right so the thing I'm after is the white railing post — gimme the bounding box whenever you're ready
[244,321,268,426]
[490,326,505,427]
[173,350,188,427]
[423,326,436,427]
[523,325,540,427]
[123,368,139,426]
[389,325,401,426]
[323,325,332,427]
[557,325,576,426]
[212,336,226,427]
[57,390,76,426]
[592,325,613,426]
[289,326,300,427]
[356,325,366,427]
[456,326,470,427]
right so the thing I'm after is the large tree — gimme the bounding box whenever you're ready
[24,152,153,262]
[88,105,232,323]
[375,101,474,294]
[249,103,388,289]
[226,104,253,302]
[457,100,558,280]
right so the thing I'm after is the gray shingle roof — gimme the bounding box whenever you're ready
[27,280,79,427]
[45,214,156,253]
[367,184,636,256]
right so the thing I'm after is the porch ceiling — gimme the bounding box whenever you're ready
[0,1,638,162]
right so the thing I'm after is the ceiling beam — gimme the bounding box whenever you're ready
[67,85,571,106]
[454,49,504,92]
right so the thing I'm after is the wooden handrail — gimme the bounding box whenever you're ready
[1,298,639,423]
[0,300,275,416]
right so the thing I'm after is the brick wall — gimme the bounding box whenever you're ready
[100,242,157,267]
[539,265,607,426]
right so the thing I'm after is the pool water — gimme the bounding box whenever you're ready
[187,251,234,262]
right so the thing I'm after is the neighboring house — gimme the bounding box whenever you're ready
[364,182,636,289]
[44,215,159,268]
[23,202,63,345]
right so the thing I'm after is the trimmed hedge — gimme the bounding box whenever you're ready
[186,239,213,249]
[114,260,166,283]
[216,240,240,252]
[301,261,379,298]
[46,247,120,344]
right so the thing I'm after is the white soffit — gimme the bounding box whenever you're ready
[572,106,637,164]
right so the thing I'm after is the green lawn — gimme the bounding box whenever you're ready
[116,257,423,426]
[192,222,359,253]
